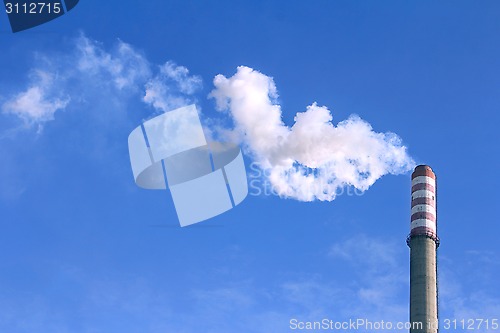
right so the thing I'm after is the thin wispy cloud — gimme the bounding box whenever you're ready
[328,236,409,324]
[0,234,496,333]
[0,34,203,203]
[143,61,202,113]
[1,34,201,131]
[75,36,152,91]
[2,69,70,130]
[329,234,399,270]
[439,250,500,333]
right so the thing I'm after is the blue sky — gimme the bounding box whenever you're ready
[1,1,499,332]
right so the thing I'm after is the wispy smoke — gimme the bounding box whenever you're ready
[1,35,413,202]
[1,34,201,129]
[2,69,70,127]
[143,61,202,113]
[75,36,152,91]
[210,66,414,201]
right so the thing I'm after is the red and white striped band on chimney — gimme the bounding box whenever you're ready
[410,165,438,244]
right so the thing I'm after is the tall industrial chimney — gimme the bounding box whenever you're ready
[407,165,439,333]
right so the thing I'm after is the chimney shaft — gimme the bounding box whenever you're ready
[407,165,439,333]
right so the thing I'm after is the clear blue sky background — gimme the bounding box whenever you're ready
[0,1,499,332]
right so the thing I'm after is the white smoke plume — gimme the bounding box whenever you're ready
[210,66,415,201]
[1,34,413,202]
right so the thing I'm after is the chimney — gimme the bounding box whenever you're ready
[407,165,439,332]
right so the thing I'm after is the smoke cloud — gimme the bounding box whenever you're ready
[1,34,413,202]
[210,66,414,201]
